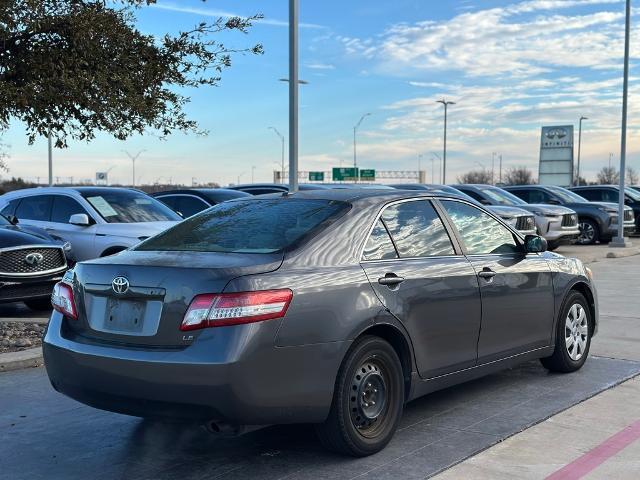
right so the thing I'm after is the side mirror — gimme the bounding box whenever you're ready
[547,199,561,205]
[524,234,548,253]
[6,215,18,225]
[69,213,91,226]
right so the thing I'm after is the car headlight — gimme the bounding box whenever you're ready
[585,266,594,281]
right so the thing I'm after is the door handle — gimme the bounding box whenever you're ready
[478,268,496,280]
[378,274,405,286]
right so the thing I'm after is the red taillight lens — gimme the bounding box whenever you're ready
[51,282,77,320]
[180,289,293,331]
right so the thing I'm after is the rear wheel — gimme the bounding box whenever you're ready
[24,298,52,311]
[577,219,599,245]
[541,291,592,373]
[315,336,404,456]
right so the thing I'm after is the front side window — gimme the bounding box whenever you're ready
[51,196,90,223]
[380,200,455,258]
[80,190,181,223]
[362,220,397,261]
[137,199,349,253]
[441,200,519,255]
[15,195,53,221]
[176,196,209,218]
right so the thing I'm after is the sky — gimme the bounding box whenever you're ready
[2,0,640,186]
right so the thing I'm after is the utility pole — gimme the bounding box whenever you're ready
[576,116,588,186]
[499,154,503,184]
[123,150,146,187]
[436,99,455,183]
[612,0,632,248]
[492,152,496,185]
[353,113,371,183]
[288,0,299,193]
[269,127,285,184]
[48,131,53,186]
[431,152,442,184]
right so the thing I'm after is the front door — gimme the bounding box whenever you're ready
[360,199,482,379]
[439,200,555,363]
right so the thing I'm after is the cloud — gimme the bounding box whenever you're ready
[305,63,336,70]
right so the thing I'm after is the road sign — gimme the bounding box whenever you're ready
[309,171,325,182]
[360,169,376,180]
[332,167,358,181]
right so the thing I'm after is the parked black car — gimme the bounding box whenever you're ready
[504,185,636,245]
[152,188,251,218]
[45,190,597,456]
[0,217,69,310]
[569,185,640,234]
[228,183,327,195]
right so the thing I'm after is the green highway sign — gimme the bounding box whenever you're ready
[360,169,376,180]
[308,171,325,182]
[332,167,359,181]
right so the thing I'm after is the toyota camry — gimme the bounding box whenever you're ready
[43,189,598,456]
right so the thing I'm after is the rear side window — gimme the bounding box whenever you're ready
[1,198,20,217]
[380,200,455,258]
[137,199,349,253]
[51,196,89,223]
[441,200,519,255]
[15,195,53,221]
[362,220,397,261]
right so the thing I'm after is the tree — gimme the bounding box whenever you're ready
[596,166,619,185]
[457,169,492,184]
[503,166,535,185]
[0,1,264,147]
[626,166,639,185]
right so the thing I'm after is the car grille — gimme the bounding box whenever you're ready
[0,247,67,276]
[516,216,536,232]
[624,210,634,222]
[562,213,578,227]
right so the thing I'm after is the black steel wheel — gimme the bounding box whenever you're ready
[315,336,404,456]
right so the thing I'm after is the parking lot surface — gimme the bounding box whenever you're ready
[1,251,639,479]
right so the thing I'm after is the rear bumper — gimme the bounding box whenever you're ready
[43,312,346,425]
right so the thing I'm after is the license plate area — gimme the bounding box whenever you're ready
[105,298,145,333]
[85,293,163,337]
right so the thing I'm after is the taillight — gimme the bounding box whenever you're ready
[180,289,293,331]
[51,282,77,320]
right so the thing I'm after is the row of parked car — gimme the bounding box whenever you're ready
[0,182,636,312]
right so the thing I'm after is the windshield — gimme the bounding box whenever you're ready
[547,186,588,203]
[136,199,350,253]
[81,189,181,223]
[429,186,480,205]
[625,188,640,201]
[478,187,527,206]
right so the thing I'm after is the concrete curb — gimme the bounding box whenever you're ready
[0,347,43,373]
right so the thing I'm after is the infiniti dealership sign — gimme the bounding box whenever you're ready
[539,125,574,187]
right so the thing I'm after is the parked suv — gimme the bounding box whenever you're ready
[152,188,251,218]
[505,185,635,245]
[0,187,180,261]
[454,184,580,250]
[391,184,537,237]
[569,185,640,234]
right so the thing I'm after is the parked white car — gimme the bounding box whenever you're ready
[0,187,180,261]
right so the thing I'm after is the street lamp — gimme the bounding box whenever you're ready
[288,0,299,192]
[431,152,442,184]
[269,127,285,184]
[612,0,632,248]
[353,113,371,183]
[576,116,588,186]
[436,99,455,184]
[122,150,146,187]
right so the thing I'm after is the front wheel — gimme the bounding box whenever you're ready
[315,336,405,456]
[541,291,592,373]
[577,219,599,245]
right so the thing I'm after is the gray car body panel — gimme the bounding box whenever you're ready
[43,190,598,428]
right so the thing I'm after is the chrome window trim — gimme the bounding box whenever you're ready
[155,193,211,206]
[0,245,68,277]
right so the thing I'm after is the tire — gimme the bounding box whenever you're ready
[541,291,592,373]
[577,218,599,245]
[24,298,52,311]
[315,336,405,456]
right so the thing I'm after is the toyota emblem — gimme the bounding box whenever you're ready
[112,276,130,294]
[24,252,44,266]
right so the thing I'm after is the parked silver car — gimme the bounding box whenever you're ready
[0,187,180,261]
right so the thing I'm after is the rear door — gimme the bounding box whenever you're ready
[439,200,555,363]
[360,199,482,379]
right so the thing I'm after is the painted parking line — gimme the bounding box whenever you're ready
[545,419,640,480]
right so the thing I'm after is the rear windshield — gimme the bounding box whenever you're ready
[136,199,350,253]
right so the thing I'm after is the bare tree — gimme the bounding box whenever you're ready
[503,167,535,185]
[626,166,639,185]
[596,166,619,185]
[457,169,492,184]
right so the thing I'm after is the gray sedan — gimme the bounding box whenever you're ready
[44,190,598,456]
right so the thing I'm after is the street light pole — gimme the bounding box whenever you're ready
[576,116,588,186]
[436,99,455,184]
[47,130,53,186]
[269,127,285,184]
[353,113,371,183]
[612,0,631,248]
[288,0,299,193]
[492,152,496,185]
[431,152,442,184]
